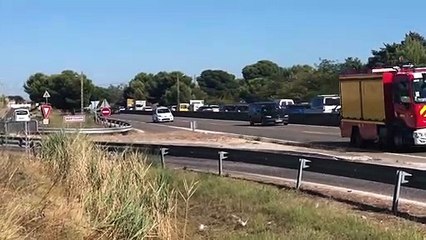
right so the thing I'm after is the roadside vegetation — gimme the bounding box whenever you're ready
[1,133,425,239]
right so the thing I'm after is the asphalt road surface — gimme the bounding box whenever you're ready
[161,155,426,203]
[115,113,426,159]
[117,114,344,144]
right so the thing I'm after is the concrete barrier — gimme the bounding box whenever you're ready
[121,110,341,127]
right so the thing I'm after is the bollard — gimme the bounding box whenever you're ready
[190,121,197,131]
[218,151,228,176]
[296,158,311,189]
[392,170,411,214]
[160,148,169,169]
[24,121,30,155]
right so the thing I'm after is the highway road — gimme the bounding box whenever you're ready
[116,114,344,144]
[115,113,426,159]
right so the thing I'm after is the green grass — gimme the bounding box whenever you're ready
[156,169,426,240]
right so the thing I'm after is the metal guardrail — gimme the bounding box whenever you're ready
[1,137,424,214]
[96,141,426,214]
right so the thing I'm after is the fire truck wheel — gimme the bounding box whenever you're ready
[350,128,364,148]
[392,132,405,150]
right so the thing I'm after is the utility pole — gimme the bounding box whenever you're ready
[80,72,84,114]
[177,73,180,110]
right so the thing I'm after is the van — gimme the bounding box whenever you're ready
[14,109,31,122]
[178,103,190,112]
[248,102,289,126]
[308,95,340,113]
[275,99,295,108]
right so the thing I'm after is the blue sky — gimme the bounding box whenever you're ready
[1,0,425,96]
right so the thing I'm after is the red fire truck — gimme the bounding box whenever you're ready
[339,65,426,149]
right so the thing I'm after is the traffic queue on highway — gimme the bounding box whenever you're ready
[121,94,341,115]
[118,94,342,127]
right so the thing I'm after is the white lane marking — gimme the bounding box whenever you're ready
[302,131,338,136]
[133,128,145,133]
[290,123,338,129]
[384,152,426,160]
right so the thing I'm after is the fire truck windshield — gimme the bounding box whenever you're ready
[413,78,426,103]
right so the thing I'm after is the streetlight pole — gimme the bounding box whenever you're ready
[80,72,84,114]
[177,73,180,111]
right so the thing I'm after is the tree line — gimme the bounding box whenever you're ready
[23,31,426,110]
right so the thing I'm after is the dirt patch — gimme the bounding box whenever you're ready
[90,130,249,146]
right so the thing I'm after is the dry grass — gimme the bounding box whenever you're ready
[0,133,197,239]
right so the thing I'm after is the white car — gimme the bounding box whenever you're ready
[143,106,153,112]
[152,107,174,123]
[14,108,31,122]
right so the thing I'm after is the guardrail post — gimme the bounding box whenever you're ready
[190,121,197,131]
[24,121,30,155]
[296,158,310,189]
[392,170,411,214]
[160,148,168,169]
[218,151,228,176]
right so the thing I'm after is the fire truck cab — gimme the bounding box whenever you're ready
[339,65,426,149]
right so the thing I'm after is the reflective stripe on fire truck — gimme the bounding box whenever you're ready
[420,106,426,117]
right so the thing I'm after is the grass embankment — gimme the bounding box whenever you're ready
[1,133,425,239]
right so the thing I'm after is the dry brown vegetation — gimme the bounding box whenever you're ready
[0,133,196,239]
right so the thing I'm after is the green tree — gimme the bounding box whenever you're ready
[123,72,154,101]
[23,73,50,103]
[24,70,95,110]
[241,60,286,102]
[162,82,193,106]
[197,70,239,102]
[92,84,125,106]
[396,34,426,64]
[368,31,426,67]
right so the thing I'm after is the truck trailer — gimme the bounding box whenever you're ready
[339,65,426,149]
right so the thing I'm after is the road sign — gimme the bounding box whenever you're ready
[63,115,86,123]
[41,104,52,119]
[43,90,51,104]
[100,99,110,108]
[101,107,111,117]
[90,100,100,111]
[43,90,51,98]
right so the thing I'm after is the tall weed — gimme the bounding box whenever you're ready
[39,133,181,239]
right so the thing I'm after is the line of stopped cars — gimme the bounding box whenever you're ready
[150,101,292,126]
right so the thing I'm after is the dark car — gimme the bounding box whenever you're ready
[283,103,311,114]
[248,102,289,126]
